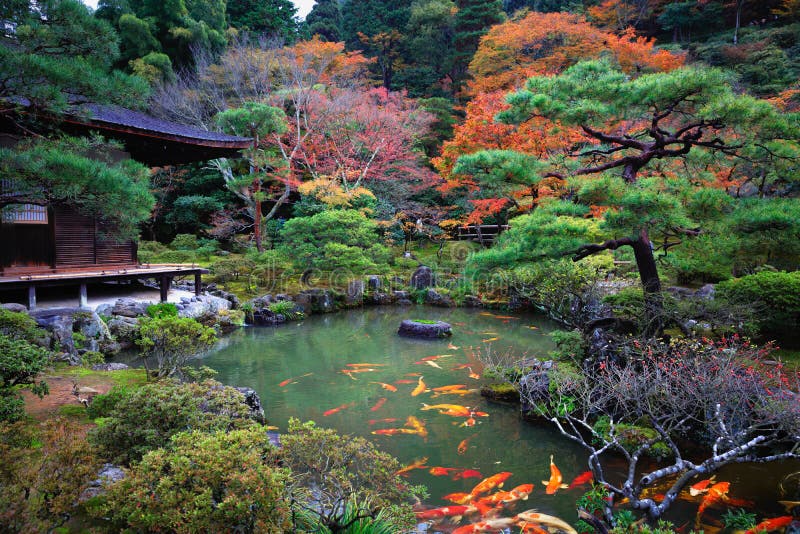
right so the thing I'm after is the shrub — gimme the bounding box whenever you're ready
[89,380,258,465]
[170,233,199,250]
[80,351,105,367]
[0,334,50,422]
[549,329,586,365]
[145,302,179,318]
[86,384,131,419]
[0,308,44,343]
[92,428,291,533]
[717,271,800,337]
[136,316,217,378]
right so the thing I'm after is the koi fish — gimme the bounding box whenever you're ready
[479,312,494,317]
[689,476,716,497]
[370,397,387,411]
[371,428,417,436]
[448,343,460,350]
[503,483,535,504]
[421,354,452,361]
[429,467,460,476]
[371,382,398,392]
[542,455,568,494]
[493,315,518,320]
[519,524,549,534]
[414,360,443,369]
[443,492,474,505]
[394,379,415,384]
[405,415,428,438]
[569,471,594,489]
[452,516,519,533]
[421,403,473,417]
[696,481,730,519]
[396,456,428,476]
[432,384,469,392]
[526,325,538,330]
[745,516,794,534]
[405,372,422,377]
[415,505,476,520]
[411,376,427,396]
[481,332,498,335]
[460,417,476,427]
[432,388,479,398]
[516,510,578,534]
[482,337,499,343]
[467,367,480,380]
[323,402,355,417]
[452,363,472,370]
[469,472,513,497]
[368,418,398,425]
[346,363,387,367]
[278,372,312,387]
[453,469,483,480]
[458,436,474,455]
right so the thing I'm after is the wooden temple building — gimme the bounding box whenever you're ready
[0,104,251,308]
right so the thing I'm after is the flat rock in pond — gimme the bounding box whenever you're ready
[398,319,452,339]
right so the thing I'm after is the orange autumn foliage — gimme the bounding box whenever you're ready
[465,11,684,96]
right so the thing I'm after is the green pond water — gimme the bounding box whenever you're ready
[184,306,798,532]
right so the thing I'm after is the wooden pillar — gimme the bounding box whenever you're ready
[159,275,171,303]
[79,283,88,308]
[194,272,202,296]
[28,285,36,310]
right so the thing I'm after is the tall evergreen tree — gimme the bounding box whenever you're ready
[305,0,343,42]
[227,0,298,40]
[341,0,412,50]
[452,0,503,91]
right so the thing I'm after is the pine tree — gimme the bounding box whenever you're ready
[306,0,343,42]
[227,0,298,40]
[452,0,503,91]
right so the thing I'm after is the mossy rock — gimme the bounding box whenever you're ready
[480,383,520,403]
[397,319,452,339]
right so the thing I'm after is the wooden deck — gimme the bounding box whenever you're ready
[0,264,209,308]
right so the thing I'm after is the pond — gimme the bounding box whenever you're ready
[188,306,799,532]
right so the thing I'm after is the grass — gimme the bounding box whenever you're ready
[57,366,148,388]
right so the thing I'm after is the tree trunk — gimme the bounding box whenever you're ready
[734,0,743,44]
[253,177,263,253]
[631,227,663,335]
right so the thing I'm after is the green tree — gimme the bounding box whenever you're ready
[214,102,288,252]
[0,335,50,423]
[398,0,456,96]
[136,315,217,378]
[227,0,298,39]
[94,428,291,533]
[657,1,723,42]
[305,0,343,42]
[474,60,800,333]
[452,0,504,91]
[0,137,154,240]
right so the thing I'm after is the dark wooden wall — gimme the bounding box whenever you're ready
[51,206,136,269]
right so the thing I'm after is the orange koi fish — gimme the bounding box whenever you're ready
[443,492,475,505]
[411,376,427,396]
[405,415,428,438]
[745,516,793,534]
[569,471,594,489]
[368,417,398,425]
[461,417,476,427]
[429,467,460,476]
[452,363,472,370]
[452,516,519,534]
[516,511,578,534]
[482,337,499,343]
[448,343,460,350]
[346,363,387,367]
[453,469,483,480]
[370,397,387,411]
[479,312,494,317]
[470,472,513,497]
[432,384,469,392]
[371,428,417,436]
[421,403,473,417]
[396,456,428,476]
[323,402,355,417]
[371,382,398,392]
[542,455,568,495]
[525,325,538,330]
[503,483,535,504]
[394,379,415,384]
[519,524,549,534]
[467,367,480,380]
[405,372,422,377]
[457,436,473,455]
[696,481,730,519]
[415,505,476,520]
[493,315,519,320]
[689,476,716,497]
[432,388,478,398]
[421,354,452,361]
[278,372,312,387]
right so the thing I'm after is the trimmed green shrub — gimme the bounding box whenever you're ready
[0,334,50,422]
[717,271,800,337]
[136,315,217,378]
[145,302,178,318]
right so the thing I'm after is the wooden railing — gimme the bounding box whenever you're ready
[455,224,510,246]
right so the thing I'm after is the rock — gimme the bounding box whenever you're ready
[80,463,126,501]
[367,275,382,290]
[275,294,290,301]
[398,319,452,339]
[111,297,150,318]
[178,295,231,319]
[410,265,435,289]
[1,302,28,313]
[346,280,364,306]
[423,289,455,308]
[92,362,130,371]
[462,295,482,308]
[396,298,413,305]
[695,284,715,300]
[107,316,139,348]
[296,289,336,314]
[393,290,410,300]
[210,289,240,310]
[235,387,266,423]
[95,303,113,317]
[518,359,555,411]
[367,292,394,305]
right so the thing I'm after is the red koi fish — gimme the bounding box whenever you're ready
[371,382,397,392]
[469,472,513,497]
[368,417,398,425]
[429,467,460,476]
[394,379,415,384]
[689,476,716,497]
[278,372,312,387]
[745,516,793,534]
[543,455,568,495]
[415,505,476,520]
[460,417,476,427]
[453,469,483,480]
[519,524,549,534]
[369,397,387,411]
[443,492,474,505]
[503,483,534,503]
[696,481,730,518]
[457,436,473,455]
[323,402,355,417]
[371,428,416,436]
[569,471,594,489]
